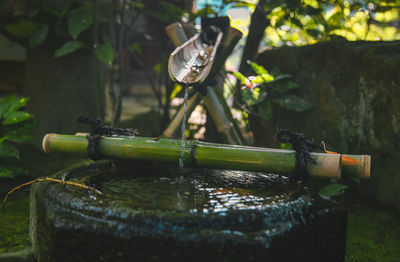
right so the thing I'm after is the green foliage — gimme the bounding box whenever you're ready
[229,61,311,122]
[0,96,34,178]
[95,42,114,68]
[146,1,185,23]
[4,20,37,38]
[68,5,94,39]
[54,40,86,57]
[129,42,142,55]
[319,183,348,197]
[0,192,31,252]
[262,0,400,46]
[346,207,400,262]
[28,24,49,48]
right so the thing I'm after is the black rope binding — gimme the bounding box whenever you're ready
[275,129,322,182]
[78,116,138,160]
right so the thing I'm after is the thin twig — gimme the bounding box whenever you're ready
[2,177,102,210]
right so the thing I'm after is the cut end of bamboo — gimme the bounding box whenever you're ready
[42,133,57,153]
[359,155,371,179]
[75,132,89,137]
[308,153,342,179]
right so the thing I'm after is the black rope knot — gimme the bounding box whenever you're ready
[78,116,138,160]
[275,129,322,182]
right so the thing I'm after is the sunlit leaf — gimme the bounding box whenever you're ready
[230,71,248,86]
[3,111,32,125]
[253,74,274,84]
[29,24,49,48]
[54,41,85,57]
[170,84,182,99]
[231,1,255,8]
[242,88,260,106]
[68,6,94,39]
[248,61,269,75]
[95,42,114,67]
[272,95,312,112]
[319,184,348,197]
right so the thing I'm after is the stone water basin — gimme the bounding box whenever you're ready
[30,160,346,261]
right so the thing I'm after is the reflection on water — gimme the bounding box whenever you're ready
[86,165,300,214]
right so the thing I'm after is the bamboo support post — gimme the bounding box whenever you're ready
[42,134,371,179]
[163,92,202,138]
[203,86,244,145]
[165,22,188,47]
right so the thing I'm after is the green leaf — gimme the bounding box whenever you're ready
[54,41,85,58]
[29,24,49,48]
[319,184,348,197]
[128,42,142,55]
[4,20,36,38]
[289,17,303,29]
[3,111,32,125]
[3,131,32,143]
[269,80,300,93]
[248,61,269,75]
[272,95,312,112]
[154,62,165,74]
[230,1,255,8]
[0,166,14,178]
[230,71,248,86]
[170,84,182,99]
[257,101,272,122]
[253,74,274,84]
[280,143,293,150]
[191,7,217,19]
[0,142,20,159]
[0,96,29,118]
[95,42,114,67]
[68,6,94,39]
[242,88,260,106]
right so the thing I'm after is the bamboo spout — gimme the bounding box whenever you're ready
[42,134,371,179]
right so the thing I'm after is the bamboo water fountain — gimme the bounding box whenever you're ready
[29,17,369,262]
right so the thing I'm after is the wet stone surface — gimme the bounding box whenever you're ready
[30,160,347,262]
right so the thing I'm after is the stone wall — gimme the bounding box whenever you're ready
[25,48,99,146]
[255,41,400,212]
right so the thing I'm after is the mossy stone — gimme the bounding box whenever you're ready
[30,161,346,261]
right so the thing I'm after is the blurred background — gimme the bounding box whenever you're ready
[0,0,399,261]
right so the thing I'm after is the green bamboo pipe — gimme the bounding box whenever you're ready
[42,134,371,179]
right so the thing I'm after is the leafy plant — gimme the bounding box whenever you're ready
[319,183,349,197]
[260,0,400,46]
[0,96,34,178]
[228,61,312,122]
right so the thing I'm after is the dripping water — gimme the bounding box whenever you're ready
[178,84,189,168]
